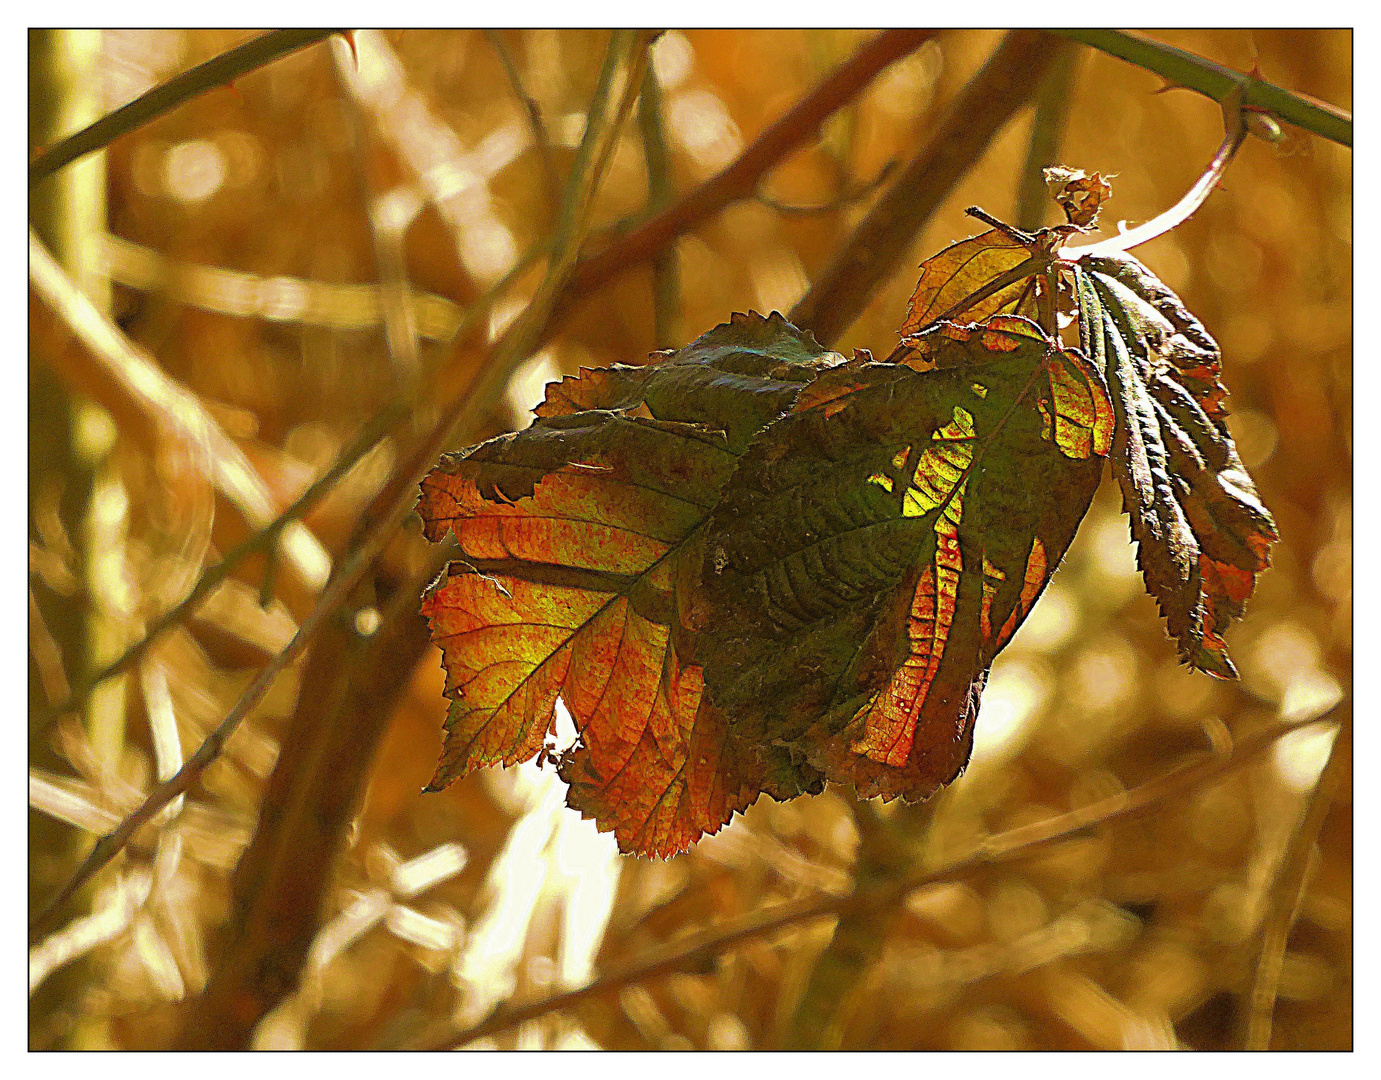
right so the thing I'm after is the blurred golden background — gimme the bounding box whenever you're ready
[29,29,1350,1050]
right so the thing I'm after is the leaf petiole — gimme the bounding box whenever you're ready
[1058,87,1250,261]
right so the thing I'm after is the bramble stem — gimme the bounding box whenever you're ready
[1049,29,1351,147]
[1059,122,1245,260]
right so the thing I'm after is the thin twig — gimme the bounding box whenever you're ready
[29,29,343,187]
[1244,718,1350,1050]
[1015,42,1079,232]
[485,29,562,215]
[330,36,422,392]
[30,231,332,594]
[445,32,653,432]
[1049,29,1351,148]
[429,712,1338,1049]
[33,400,407,734]
[555,29,939,324]
[790,30,1055,346]
[637,58,681,349]
[757,159,898,216]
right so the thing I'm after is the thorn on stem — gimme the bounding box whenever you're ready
[339,30,359,70]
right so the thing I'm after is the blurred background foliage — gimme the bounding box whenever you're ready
[29,28,1349,1051]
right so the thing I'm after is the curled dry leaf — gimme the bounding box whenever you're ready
[1074,254,1276,675]
[1044,166,1113,228]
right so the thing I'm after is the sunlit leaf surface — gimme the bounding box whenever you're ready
[900,228,1042,333]
[420,310,1119,848]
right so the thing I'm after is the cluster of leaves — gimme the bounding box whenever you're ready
[416,174,1276,857]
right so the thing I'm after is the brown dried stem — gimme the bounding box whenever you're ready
[29,588,72,705]
[790,30,1056,347]
[1244,717,1350,1050]
[29,231,332,595]
[550,29,939,329]
[170,32,651,1047]
[430,712,1337,1049]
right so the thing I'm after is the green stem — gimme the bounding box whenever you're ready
[1015,42,1079,231]
[29,28,343,188]
[485,29,561,216]
[1048,29,1351,148]
[784,798,919,1049]
[638,59,681,349]
[452,30,651,428]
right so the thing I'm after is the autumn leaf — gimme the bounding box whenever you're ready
[900,228,1043,333]
[694,315,1111,802]
[417,172,1276,857]
[1073,254,1276,675]
[418,306,1115,849]
[418,313,845,855]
